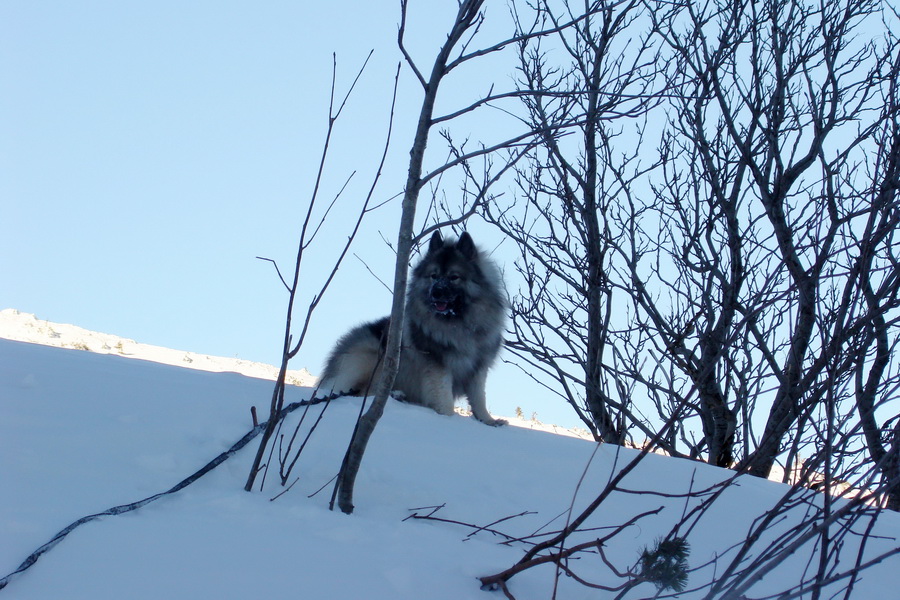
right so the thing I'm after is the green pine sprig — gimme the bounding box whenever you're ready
[639,536,690,592]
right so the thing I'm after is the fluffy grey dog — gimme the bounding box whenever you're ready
[318,231,508,425]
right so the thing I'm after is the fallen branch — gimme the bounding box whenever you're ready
[0,395,327,591]
[403,504,537,543]
[479,507,664,592]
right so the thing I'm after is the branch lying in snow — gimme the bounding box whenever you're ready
[0,396,328,591]
[404,504,538,544]
[477,507,665,597]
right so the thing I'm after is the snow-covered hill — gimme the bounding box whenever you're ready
[0,309,316,386]
[1,321,897,599]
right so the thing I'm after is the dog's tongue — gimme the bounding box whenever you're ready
[434,301,449,313]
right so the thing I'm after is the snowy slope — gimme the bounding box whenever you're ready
[1,332,898,598]
[0,309,316,386]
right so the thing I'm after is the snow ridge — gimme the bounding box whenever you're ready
[0,308,315,386]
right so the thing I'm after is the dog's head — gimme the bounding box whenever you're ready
[414,231,481,318]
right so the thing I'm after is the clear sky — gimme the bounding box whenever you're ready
[1,2,578,427]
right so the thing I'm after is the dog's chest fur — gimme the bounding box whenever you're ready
[406,317,499,380]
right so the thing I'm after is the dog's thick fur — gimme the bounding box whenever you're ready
[318,231,507,425]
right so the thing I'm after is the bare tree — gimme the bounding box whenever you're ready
[334,0,535,514]
[331,0,489,514]
[641,0,900,480]
[482,0,665,443]
[243,52,389,493]
[481,0,900,488]
[479,1,900,595]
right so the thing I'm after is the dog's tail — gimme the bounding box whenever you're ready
[317,319,388,399]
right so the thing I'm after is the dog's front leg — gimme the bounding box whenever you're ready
[422,367,456,416]
[465,370,506,426]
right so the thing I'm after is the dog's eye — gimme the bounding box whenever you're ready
[430,273,439,280]
[449,274,460,282]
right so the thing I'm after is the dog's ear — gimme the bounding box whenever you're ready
[456,231,478,261]
[428,231,444,253]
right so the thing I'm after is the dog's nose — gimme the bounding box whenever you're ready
[430,280,456,300]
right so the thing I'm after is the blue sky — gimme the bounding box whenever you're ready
[1,2,576,426]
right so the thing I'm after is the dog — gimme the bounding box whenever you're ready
[317,231,508,425]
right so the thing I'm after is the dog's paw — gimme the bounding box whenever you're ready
[480,417,507,427]
[390,390,408,402]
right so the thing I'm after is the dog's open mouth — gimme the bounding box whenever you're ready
[432,301,455,315]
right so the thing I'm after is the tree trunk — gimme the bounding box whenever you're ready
[334,0,486,514]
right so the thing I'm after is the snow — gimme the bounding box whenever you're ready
[1,312,898,599]
[0,309,316,386]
